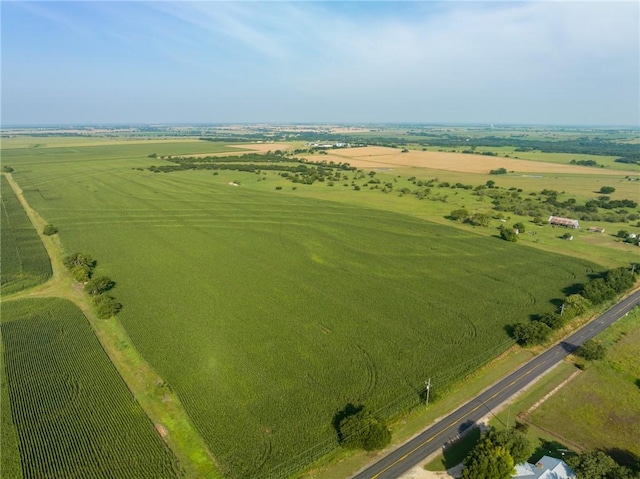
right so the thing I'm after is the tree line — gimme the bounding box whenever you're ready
[512,266,637,347]
[63,253,122,319]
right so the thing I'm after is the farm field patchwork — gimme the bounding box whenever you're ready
[0,298,182,479]
[3,138,607,478]
[0,175,52,295]
[304,146,639,175]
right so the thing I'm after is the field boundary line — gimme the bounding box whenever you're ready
[1,172,224,479]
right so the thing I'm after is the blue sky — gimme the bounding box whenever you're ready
[2,1,639,126]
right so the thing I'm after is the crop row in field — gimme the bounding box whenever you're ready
[0,175,52,294]
[0,298,182,479]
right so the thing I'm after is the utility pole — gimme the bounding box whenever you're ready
[425,378,431,408]
[560,303,565,316]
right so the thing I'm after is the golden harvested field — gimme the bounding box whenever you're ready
[178,142,291,158]
[308,146,636,175]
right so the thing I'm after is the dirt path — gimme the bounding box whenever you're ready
[1,173,222,478]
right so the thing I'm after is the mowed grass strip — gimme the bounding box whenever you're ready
[528,309,640,460]
[1,298,183,479]
[0,175,52,294]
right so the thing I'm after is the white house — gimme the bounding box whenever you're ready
[512,456,576,479]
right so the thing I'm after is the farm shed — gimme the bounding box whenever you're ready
[588,226,605,233]
[548,216,580,229]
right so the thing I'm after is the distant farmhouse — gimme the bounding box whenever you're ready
[513,455,576,479]
[548,216,580,229]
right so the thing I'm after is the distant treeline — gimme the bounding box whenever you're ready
[147,152,356,185]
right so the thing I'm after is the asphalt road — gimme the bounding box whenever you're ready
[352,289,640,479]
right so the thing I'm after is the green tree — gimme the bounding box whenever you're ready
[70,265,91,282]
[563,294,591,317]
[538,312,565,330]
[513,222,525,233]
[462,439,515,479]
[84,276,115,296]
[582,278,616,304]
[92,294,122,319]
[566,450,634,479]
[616,230,630,239]
[64,253,96,271]
[469,213,491,227]
[484,427,532,464]
[513,321,552,346]
[500,228,518,242]
[605,267,635,293]
[599,186,616,194]
[339,409,391,451]
[450,209,470,221]
[576,339,606,361]
[42,224,58,236]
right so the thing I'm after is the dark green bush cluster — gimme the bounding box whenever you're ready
[512,267,636,346]
[42,224,58,236]
[335,405,391,452]
[63,253,96,282]
[63,253,122,319]
[566,450,637,479]
[462,427,531,479]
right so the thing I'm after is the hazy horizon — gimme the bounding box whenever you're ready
[2,1,639,127]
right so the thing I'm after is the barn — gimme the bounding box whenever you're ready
[548,216,580,229]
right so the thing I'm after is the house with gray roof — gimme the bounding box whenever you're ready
[512,455,576,479]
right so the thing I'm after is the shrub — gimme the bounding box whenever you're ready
[538,312,565,330]
[84,276,115,296]
[599,186,615,194]
[575,339,606,361]
[70,265,91,283]
[339,409,391,451]
[450,209,470,221]
[500,229,518,242]
[513,321,551,346]
[92,294,122,319]
[513,222,525,233]
[42,224,58,236]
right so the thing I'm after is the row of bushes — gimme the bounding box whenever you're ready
[512,266,637,346]
[63,253,122,319]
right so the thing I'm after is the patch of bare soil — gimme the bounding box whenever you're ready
[155,423,169,439]
[399,463,462,479]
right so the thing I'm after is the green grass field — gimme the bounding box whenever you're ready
[1,138,609,478]
[0,298,182,479]
[528,309,640,462]
[0,175,52,294]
